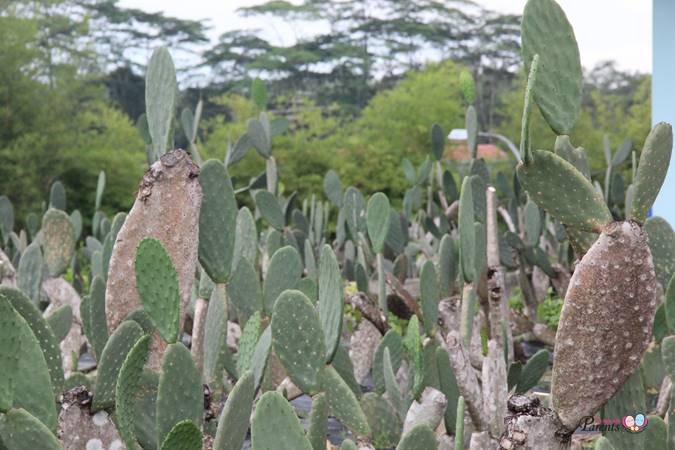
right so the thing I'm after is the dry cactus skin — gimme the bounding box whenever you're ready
[105,149,201,367]
[551,221,658,430]
[58,386,122,449]
[43,277,84,376]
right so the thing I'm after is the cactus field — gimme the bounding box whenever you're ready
[0,0,673,449]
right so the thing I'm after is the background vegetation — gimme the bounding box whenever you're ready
[0,0,651,222]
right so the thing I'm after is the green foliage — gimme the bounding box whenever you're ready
[516,349,550,393]
[320,365,371,437]
[203,285,229,386]
[0,408,64,450]
[318,245,343,363]
[160,420,202,450]
[536,291,564,329]
[308,393,328,450]
[396,424,437,450]
[116,334,152,450]
[146,47,177,159]
[41,209,76,277]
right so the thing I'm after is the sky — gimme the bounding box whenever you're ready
[119,0,652,73]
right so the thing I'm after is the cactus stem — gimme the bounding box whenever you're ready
[520,54,539,165]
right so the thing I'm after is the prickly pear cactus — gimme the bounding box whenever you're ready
[41,208,76,277]
[551,221,658,429]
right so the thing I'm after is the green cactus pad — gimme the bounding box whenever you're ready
[145,47,177,157]
[360,392,402,448]
[341,440,358,450]
[601,370,645,450]
[324,170,343,206]
[49,181,66,210]
[0,196,13,243]
[331,344,361,396]
[645,217,675,290]
[135,237,181,343]
[466,106,478,159]
[455,396,465,450]
[320,365,371,437]
[156,343,203,445]
[373,330,404,394]
[0,299,56,430]
[204,284,228,387]
[0,408,64,450]
[383,348,404,418]
[521,0,582,135]
[403,316,424,399]
[515,349,549,393]
[41,208,76,277]
[629,123,673,223]
[263,246,303,314]
[88,275,109,359]
[213,371,255,450]
[255,190,285,230]
[92,320,145,411]
[159,420,202,450]
[366,193,391,254]
[250,326,272,390]
[16,241,42,304]
[236,311,262,377]
[666,275,675,333]
[272,290,325,393]
[459,70,476,104]
[644,415,667,450]
[436,347,460,434]
[524,200,542,246]
[343,186,366,236]
[662,336,675,376]
[318,245,343,363]
[420,260,439,336]
[115,334,151,450]
[0,286,63,397]
[428,124,444,161]
[308,393,328,450]
[229,258,263,319]
[251,392,312,450]
[134,370,160,450]
[0,299,22,412]
[45,304,72,343]
[438,235,457,298]
[396,424,438,450]
[459,176,476,282]
[517,150,612,232]
[554,135,590,179]
[233,207,258,269]
[198,159,237,283]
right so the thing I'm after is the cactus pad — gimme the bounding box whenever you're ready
[213,371,255,450]
[420,260,439,336]
[115,334,151,450]
[318,245,343,363]
[156,343,203,445]
[308,393,329,450]
[0,408,64,450]
[517,150,612,232]
[251,392,312,450]
[320,365,371,437]
[256,190,285,230]
[41,208,76,277]
[92,320,145,411]
[135,237,180,343]
[521,0,582,135]
[552,221,657,429]
[159,420,202,450]
[0,286,63,397]
[272,290,325,393]
[644,217,675,290]
[263,245,302,314]
[395,424,438,450]
[360,392,402,448]
[629,123,673,223]
[198,159,237,283]
[366,193,391,254]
